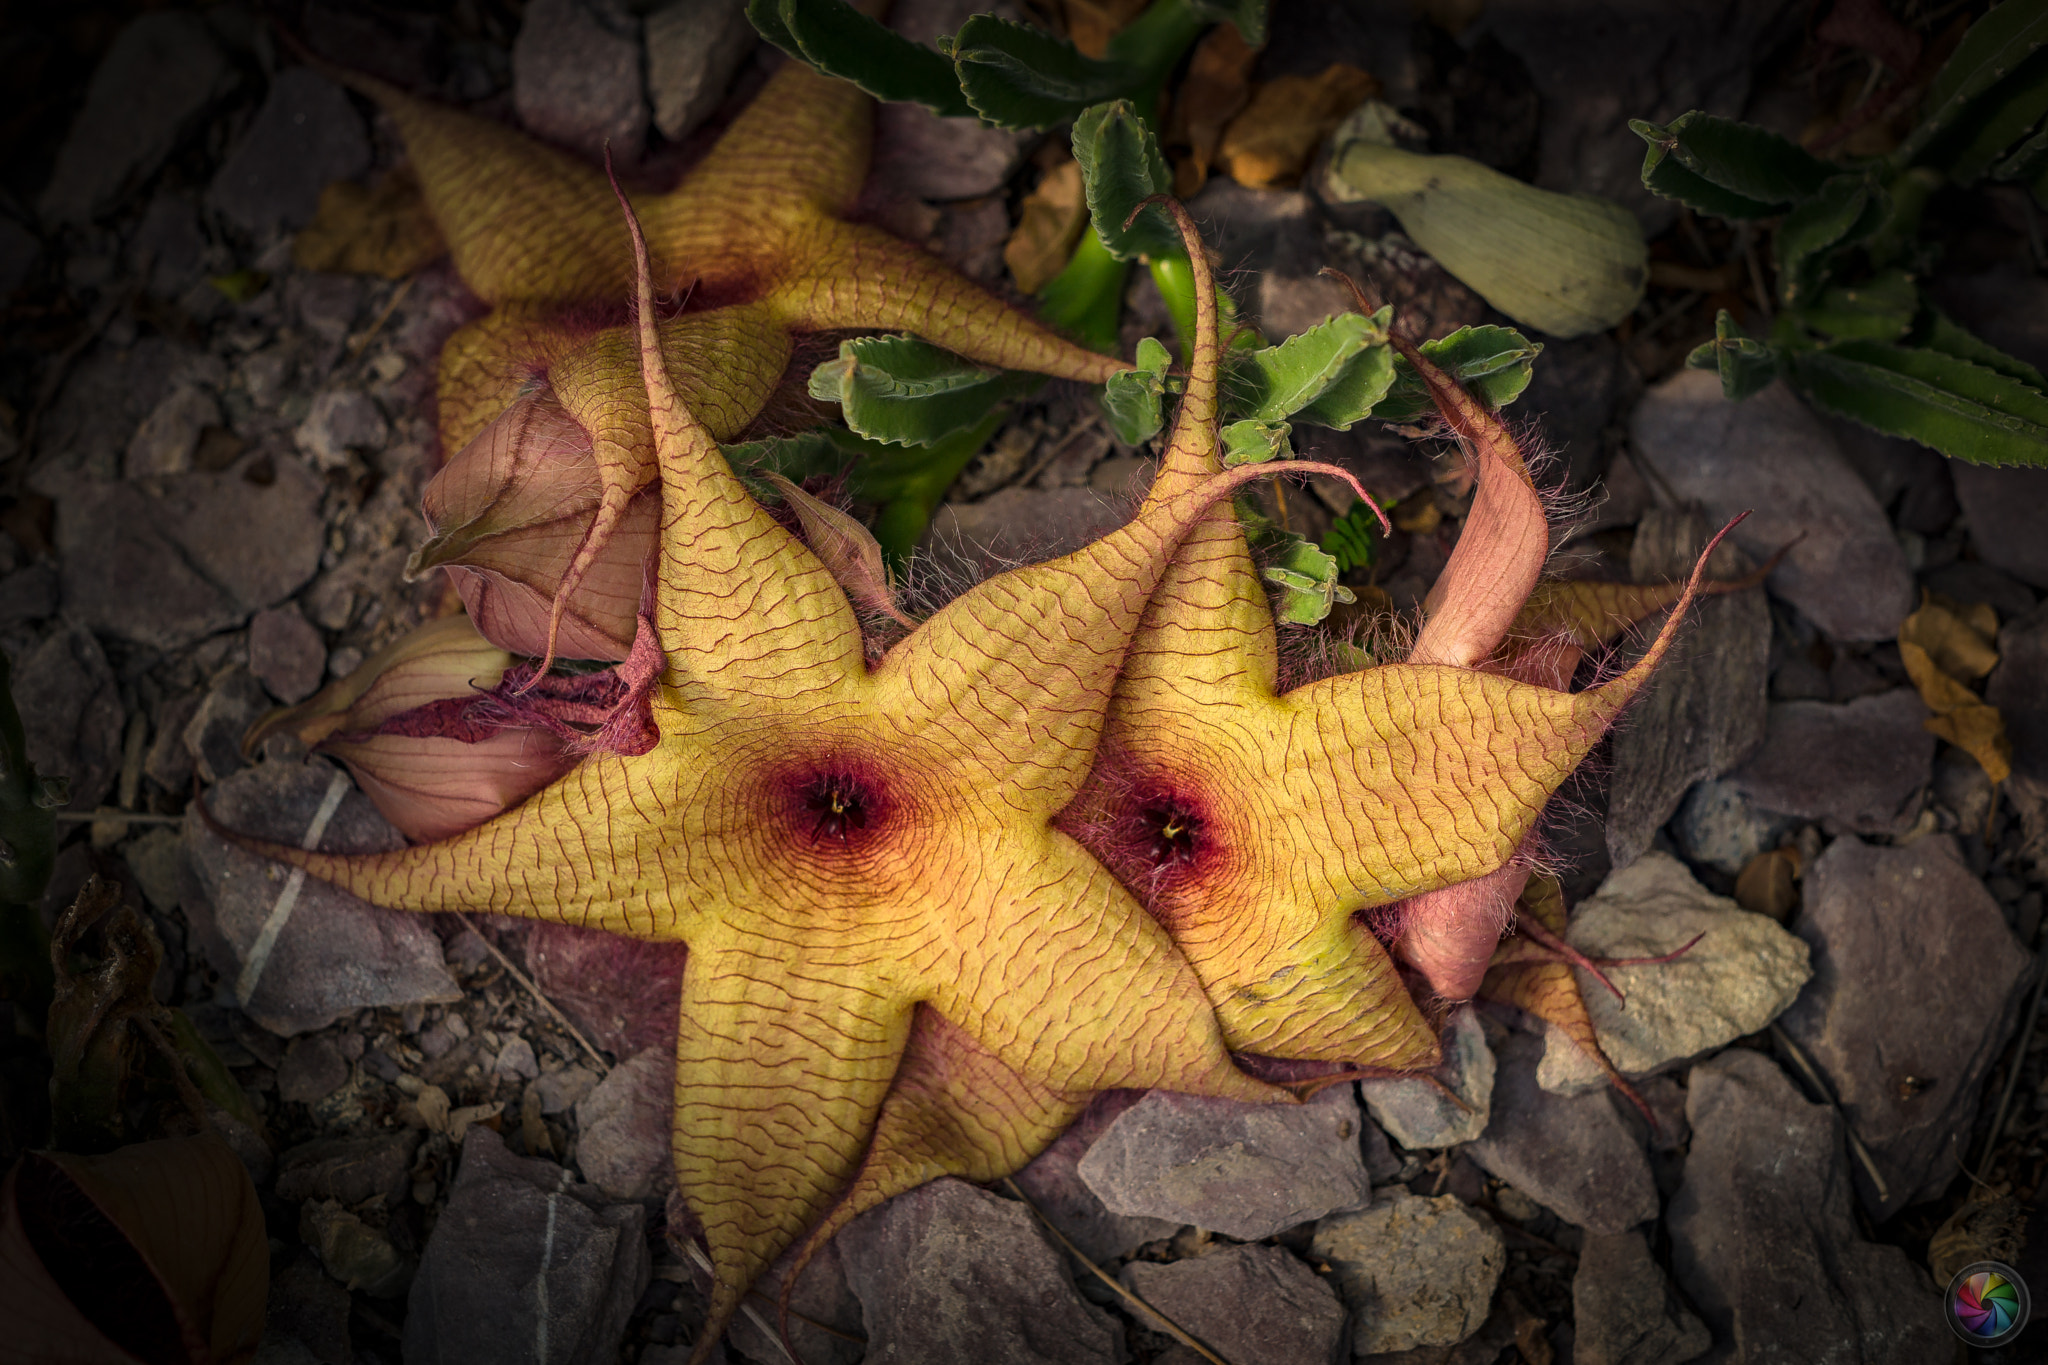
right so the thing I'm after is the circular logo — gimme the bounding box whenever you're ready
[1947,1261,2030,1347]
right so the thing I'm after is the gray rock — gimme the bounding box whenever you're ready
[295,388,388,470]
[534,1063,601,1116]
[125,381,220,478]
[513,0,646,165]
[679,1227,861,1365]
[1488,0,1801,234]
[1991,605,2048,842]
[1536,853,1811,1096]
[839,1178,1122,1365]
[249,606,327,704]
[124,827,186,913]
[1954,464,2048,590]
[208,68,371,237]
[0,562,58,629]
[646,0,755,141]
[928,486,1127,571]
[1312,1189,1504,1356]
[12,622,124,811]
[1466,1033,1658,1235]
[870,101,1031,202]
[183,669,270,785]
[266,1256,353,1365]
[406,1128,648,1365]
[1779,836,2033,1217]
[1667,1049,1947,1365]
[1630,371,1914,641]
[1519,332,1630,491]
[36,337,209,482]
[275,1131,420,1206]
[1120,1244,1345,1365]
[1188,179,1352,339]
[1011,1089,1178,1263]
[39,13,240,223]
[573,1048,673,1200]
[1923,561,2037,622]
[288,274,365,349]
[1722,690,1933,837]
[1076,1084,1373,1240]
[494,1035,539,1081]
[60,455,327,650]
[278,1035,350,1105]
[1670,777,1795,878]
[1359,1004,1494,1149]
[183,759,462,1034]
[145,690,204,794]
[1605,508,1770,867]
[1572,1227,1709,1365]
[301,1199,410,1298]
[131,191,210,298]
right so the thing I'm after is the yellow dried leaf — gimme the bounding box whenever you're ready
[1899,591,1999,680]
[1899,634,2013,784]
[1166,22,1258,197]
[1060,0,1149,57]
[1005,160,1089,294]
[1218,64,1380,190]
[294,171,448,279]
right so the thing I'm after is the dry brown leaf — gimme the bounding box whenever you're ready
[1166,23,1258,197]
[1899,593,2012,784]
[1060,0,1149,57]
[1218,63,1380,189]
[1734,848,1799,922]
[1005,159,1088,295]
[294,170,448,279]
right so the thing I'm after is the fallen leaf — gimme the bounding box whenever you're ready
[1060,0,1150,57]
[1900,592,2012,784]
[1166,22,1258,196]
[1734,848,1800,922]
[293,170,447,279]
[414,1083,452,1133]
[1005,159,1089,295]
[446,1101,504,1145]
[1218,63,1379,189]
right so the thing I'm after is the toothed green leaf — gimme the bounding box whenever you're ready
[1632,112,1831,219]
[1372,325,1542,424]
[1902,0,2048,171]
[766,0,976,117]
[1104,368,1167,445]
[1686,309,1780,400]
[953,15,1135,130]
[1220,417,1293,466]
[1775,173,1888,308]
[1259,535,1355,626]
[1787,340,2048,466]
[1228,310,1387,421]
[1798,269,1919,343]
[810,335,1021,447]
[1921,307,2048,388]
[1294,334,1399,430]
[1073,100,1177,261]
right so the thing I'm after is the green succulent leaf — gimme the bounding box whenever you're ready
[1037,225,1132,354]
[1372,325,1542,424]
[1293,336,1398,430]
[1797,269,1919,343]
[1920,306,2048,388]
[835,406,1016,566]
[1992,122,2048,182]
[1787,340,2048,467]
[1775,173,1889,307]
[1074,101,1178,261]
[1220,418,1294,466]
[1103,351,1168,444]
[1686,309,1781,400]
[1631,112,1832,219]
[953,15,1135,129]
[1901,0,2048,171]
[1321,500,1381,574]
[725,430,855,502]
[1228,310,1387,421]
[1943,65,2048,184]
[1258,535,1356,626]
[809,335,1021,447]
[763,0,975,117]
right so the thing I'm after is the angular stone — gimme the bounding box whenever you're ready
[1723,690,1934,836]
[1992,605,2048,844]
[406,1129,648,1365]
[1924,561,2038,623]
[534,1063,601,1116]
[1537,852,1811,1095]
[1518,332,1629,491]
[1466,1033,1657,1235]
[839,1178,1121,1365]
[57,479,241,650]
[1076,1085,1372,1240]
[37,337,211,483]
[208,68,371,237]
[513,0,646,165]
[1605,508,1770,867]
[1629,371,1913,641]
[1011,1089,1178,1263]
[646,0,755,141]
[249,606,328,705]
[183,760,462,1034]
[493,1036,539,1082]
[870,101,1030,202]
[183,669,270,785]
[1359,1004,1494,1149]
[125,382,220,478]
[574,1049,673,1201]
[275,1131,420,1207]
[295,388,388,470]
[0,562,58,629]
[289,274,365,349]
[1953,464,2048,590]
[928,487,1126,572]
[131,191,211,298]
[12,622,125,811]
[1669,776,1795,878]
[1120,1244,1345,1365]
[1571,1227,1709,1365]
[1667,1049,1947,1364]
[1187,179,1353,339]
[301,1199,410,1298]
[1779,836,2033,1217]
[1312,1189,1504,1356]
[278,1035,350,1105]
[266,1256,353,1365]
[124,827,187,914]
[38,13,239,223]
